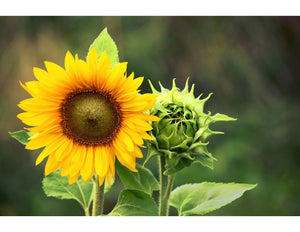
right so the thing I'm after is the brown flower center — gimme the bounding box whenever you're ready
[60,90,122,146]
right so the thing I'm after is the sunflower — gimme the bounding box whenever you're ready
[17,48,159,185]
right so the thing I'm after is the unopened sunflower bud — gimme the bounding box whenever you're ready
[146,78,236,175]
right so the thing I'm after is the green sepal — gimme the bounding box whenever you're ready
[9,130,34,145]
[169,182,257,216]
[194,93,213,113]
[164,152,195,176]
[156,134,171,150]
[189,141,209,150]
[193,126,208,142]
[193,154,214,170]
[202,129,224,141]
[170,139,190,152]
[116,161,159,195]
[109,189,159,216]
[148,80,160,95]
[164,156,194,175]
[42,170,94,215]
[209,113,237,124]
[192,145,217,161]
[156,148,177,158]
[88,28,119,68]
[144,142,164,165]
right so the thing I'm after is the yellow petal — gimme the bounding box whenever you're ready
[94,146,108,177]
[45,154,60,176]
[69,145,86,174]
[71,144,84,163]
[134,113,160,122]
[117,130,134,152]
[133,145,143,158]
[45,61,67,76]
[64,51,75,71]
[116,74,144,96]
[20,81,38,97]
[122,126,144,146]
[121,94,157,112]
[68,172,80,185]
[26,133,60,150]
[18,111,60,127]
[136,130,153,141]
[54,139,73,162]
[33,67,49,83]
[122,76,144,92]
[80,147,95,182]
[87,47,98,65]
[128,118,153,131]
[87,48,98,84]
[95,51,111,88]
[98,176,105,186]
[18,98,60,112]
[105,62,127,92]
[35,135,65,165]
[113,140,137,172]
[28,117,61,133]
[116,90,140,102]
[107,149,115,179]
[60,157,73,177]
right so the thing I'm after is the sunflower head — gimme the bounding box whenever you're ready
[146,79,236,175]
[17,48,159,185]
[60,89,122,146]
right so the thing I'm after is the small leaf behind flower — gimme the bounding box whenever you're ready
[109,189,159,216]
[169,182,257,216]
[116,161,159,195]
[9,130,33,145]
[88,28,119,68]
[42,170,94,213]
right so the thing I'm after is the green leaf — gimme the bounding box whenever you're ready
[169,182,257,216]
[109,189,159,216]
[116,161,159,195]
[88,28,119,68]
[9,130,33,145]
[42,170,93,213]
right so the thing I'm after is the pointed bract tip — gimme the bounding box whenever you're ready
[190,84,195,94]
[148,80,159,94]
[158,81,165,92]
[202,92,213,102]
[172,78,177,89]
[183,77,190,93]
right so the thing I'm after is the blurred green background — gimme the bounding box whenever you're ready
[0,16,299,216]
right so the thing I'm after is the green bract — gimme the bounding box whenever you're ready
[146,79,236,175]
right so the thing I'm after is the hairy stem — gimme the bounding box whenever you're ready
[92,175,105,216]
[159,155,175,216]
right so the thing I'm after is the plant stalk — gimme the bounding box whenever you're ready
[159,155,175,216]
[92,175,105,216]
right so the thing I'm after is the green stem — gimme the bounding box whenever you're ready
[92,175,105,216]
[159,155,175,216]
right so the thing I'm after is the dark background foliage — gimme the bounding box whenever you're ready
[0,16,299,216]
